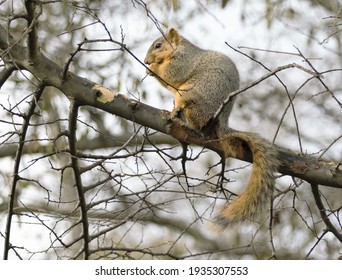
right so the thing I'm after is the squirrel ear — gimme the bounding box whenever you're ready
[166,28,181,45]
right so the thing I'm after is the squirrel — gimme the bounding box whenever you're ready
[144,28,278,227]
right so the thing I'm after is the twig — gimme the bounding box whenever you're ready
[238,45,321,60]
[210,61,319,127]
[311,183,342,244]
[62,40,85,81]
[294,46,342,108]
[318,134,342,160]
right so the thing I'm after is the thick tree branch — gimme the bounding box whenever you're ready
[25,0,41,61]
[0,65,15,88]
[0,26,341,190]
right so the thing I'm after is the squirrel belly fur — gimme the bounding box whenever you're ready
[144,28,279,227]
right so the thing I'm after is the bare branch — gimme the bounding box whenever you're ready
[0,4,341,259]
[24,0,42,61]
[208,57,320,132]
[294,46,342,108]
[207,67,304,153]
[0,65,15,88]
[67,100,89,259]
[311,184,342,243]
[0,26,341,190]
[3,84,45,260]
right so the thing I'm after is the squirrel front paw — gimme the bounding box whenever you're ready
[170,107,184,120]
[145,63,159,76]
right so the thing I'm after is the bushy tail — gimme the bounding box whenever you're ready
[215,131,279,228]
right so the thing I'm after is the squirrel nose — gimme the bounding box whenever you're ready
[144,58,150,65]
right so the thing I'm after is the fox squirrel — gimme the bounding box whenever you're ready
[144,28,278,227]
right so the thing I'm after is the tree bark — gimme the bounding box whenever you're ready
[1,26,341,190]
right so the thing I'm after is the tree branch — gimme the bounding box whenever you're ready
[0,26,341,190]
[68,100,89,259]
[209,61,320,129]
[311,184,342,243]
[3,84,45,260]
[24,0,41,61]
[0,65,15,88]
[0,133,178,158]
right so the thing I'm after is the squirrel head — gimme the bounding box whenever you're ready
[144,28,181,69]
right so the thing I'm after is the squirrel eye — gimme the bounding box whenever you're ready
[155,42,162,49]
